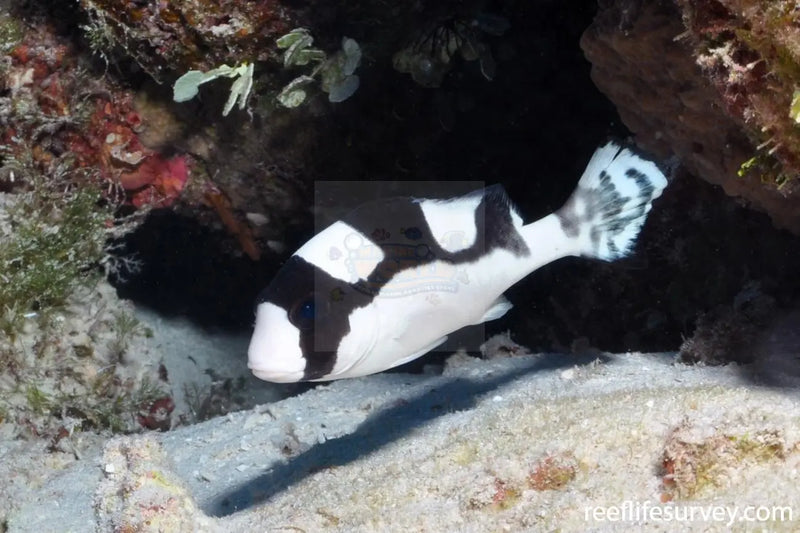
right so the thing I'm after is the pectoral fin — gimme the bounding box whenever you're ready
[474,296,513,325]
[387,336,448,370]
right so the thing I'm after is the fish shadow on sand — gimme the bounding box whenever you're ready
[207,352,608,516]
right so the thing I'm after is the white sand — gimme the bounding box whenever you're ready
[5,347,800,532]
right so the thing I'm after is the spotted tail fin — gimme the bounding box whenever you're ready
[556,141,668,261]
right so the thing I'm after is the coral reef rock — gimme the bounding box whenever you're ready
[96,435,214,532]
[581,0,800,233]
[79,0,292,80]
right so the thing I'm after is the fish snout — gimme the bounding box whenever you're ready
[247,302,306,383]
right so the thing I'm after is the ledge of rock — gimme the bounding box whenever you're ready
[6,351,800,532]
[582,0,800,233]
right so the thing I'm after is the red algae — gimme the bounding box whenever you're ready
[3,23,192,209]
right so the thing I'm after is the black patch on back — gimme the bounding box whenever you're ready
[346,184,530,296]
[477,185,531,257]
[257,185,529,380]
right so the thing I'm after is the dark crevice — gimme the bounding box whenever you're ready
[109,209,279,332]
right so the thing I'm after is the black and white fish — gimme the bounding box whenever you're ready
[248,141,668,382]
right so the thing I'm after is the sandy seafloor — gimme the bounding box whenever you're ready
[3,314,800,532]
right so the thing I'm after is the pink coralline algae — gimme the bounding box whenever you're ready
[119,155,190,208]
[2,23,192,208]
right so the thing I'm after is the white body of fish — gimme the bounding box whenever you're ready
[248,141,668,382]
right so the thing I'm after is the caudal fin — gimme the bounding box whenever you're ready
[556,141,668,261]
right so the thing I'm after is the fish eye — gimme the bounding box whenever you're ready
[289,294,316,330]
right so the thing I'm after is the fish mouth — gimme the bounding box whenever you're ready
[249,367,305,383]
